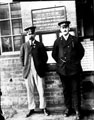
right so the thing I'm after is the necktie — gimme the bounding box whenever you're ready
[29,45,33,55]
[29,42,36,55]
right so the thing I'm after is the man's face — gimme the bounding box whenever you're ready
[27,29,35,41]
[60,24,70,36]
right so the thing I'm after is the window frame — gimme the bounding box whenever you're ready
[0,2,23,55]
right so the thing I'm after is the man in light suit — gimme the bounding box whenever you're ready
[20,26,49,117]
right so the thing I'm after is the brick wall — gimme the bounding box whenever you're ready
[0,55,65,118]
[0,56,22,99]
[0,55,27,118]
[1,55,94,115]
[1,56,94,118]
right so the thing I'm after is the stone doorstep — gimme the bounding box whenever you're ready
[3,106,66,119]
[4,108,76,120]
[4,108,94,120]
[7,112,76,120]
[4,110,94,120]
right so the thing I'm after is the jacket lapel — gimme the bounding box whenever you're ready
[67,35,73,45]
[26,41,31,55]
[60,34,73,48]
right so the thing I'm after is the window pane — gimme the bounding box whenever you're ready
[10,3,21,18]
[13,36,22,51]
[47,51,56,63]
[0,4,9,19]
[35,35,39,42]
[12,19,22,35]
[0,21,11,35]
[42,33,56,47]
[1,37,12,52]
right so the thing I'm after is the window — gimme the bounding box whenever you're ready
[0,21,11,35]
[36,32,58,64]
[1,37,12,52]
[0,4,9,19]
[0,2,23,54]
[41,33,57,64]
[42,33,56,47]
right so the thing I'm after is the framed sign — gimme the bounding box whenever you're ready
[31,6,66,32]
[81,40,94,71]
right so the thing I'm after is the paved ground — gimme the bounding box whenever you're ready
[6,112,77,120]
[5,109,94,120]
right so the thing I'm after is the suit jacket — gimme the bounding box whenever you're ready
[20,40,48,78]
[52,34,85,76]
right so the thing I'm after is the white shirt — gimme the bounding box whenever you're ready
[28,39,35,45]
[62,34,69,41]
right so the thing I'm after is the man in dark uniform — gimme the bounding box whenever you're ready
[52,20,85,120]
[20,26,49,117]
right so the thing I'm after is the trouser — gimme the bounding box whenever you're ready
[25,57,46,110]
[60,74,81,111]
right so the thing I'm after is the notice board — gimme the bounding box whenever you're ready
[31,6,66,32]
[81,40,94,71]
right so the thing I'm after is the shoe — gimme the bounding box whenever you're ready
[0,114,5,120]
[75,111,82,120]
[26,109,35,117]
[41,108,50,116]
[64,108,75,117]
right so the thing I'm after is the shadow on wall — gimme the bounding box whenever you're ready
[0,90,5,120]
[81,81,94,93]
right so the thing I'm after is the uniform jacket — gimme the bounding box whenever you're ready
[52,34,85,76]
[20,40,48,78]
